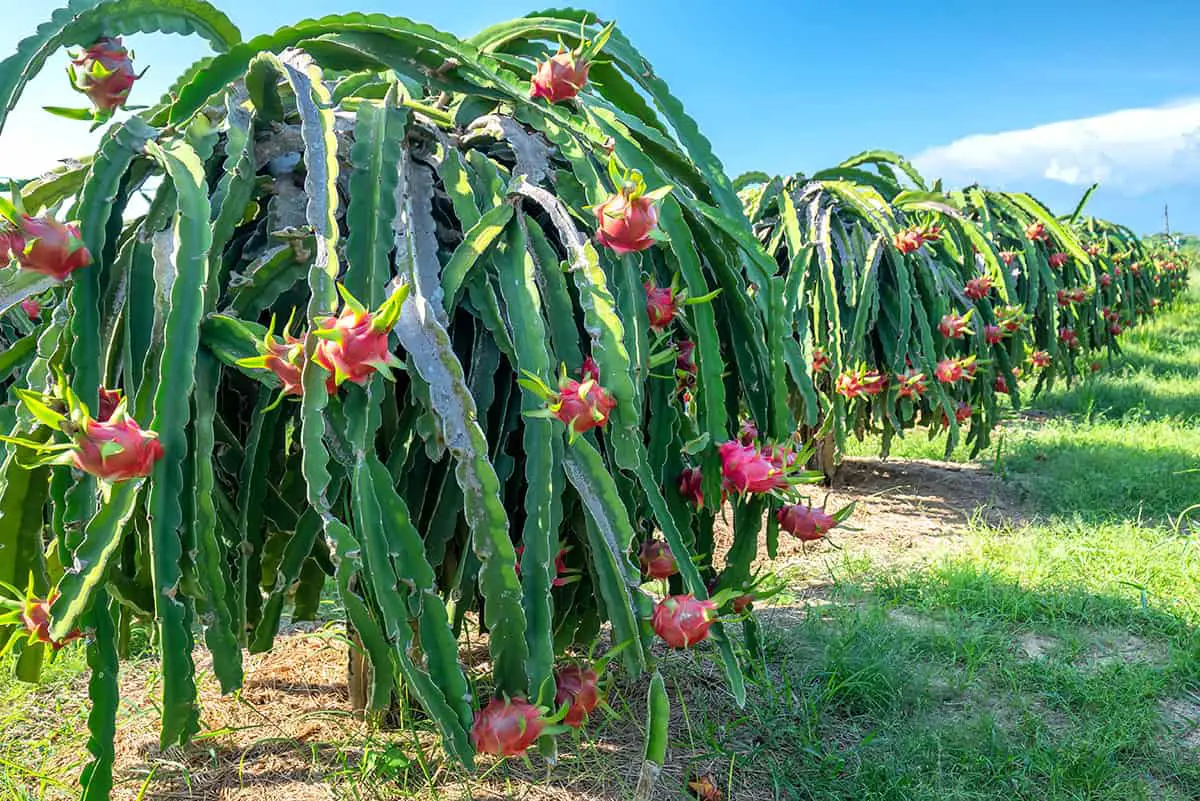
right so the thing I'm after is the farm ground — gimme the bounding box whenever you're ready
[3,284,1199,801]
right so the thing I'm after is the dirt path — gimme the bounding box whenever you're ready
[713,456,1025,589]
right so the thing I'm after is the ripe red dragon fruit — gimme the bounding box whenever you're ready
[738,419,759,446]
[719,441,786,495]
[20,297,39,320]
[471,697,545,756]
[1024,221,1048,242]
[951,401,973,424]
[731,595,754,614]
[1048,252,1068,269]
[1090,361,1102,373]
[1109,322,1122,336]
[96,387,122,422]
[777,503,837,541]
[555,664,600,728]
[938,312,971,339]
[313,287,406,389]
[1030,350,1051,369]
[1069,287,1087,304]
[530,49,591,103]
[4,215,91,280]
[934,358,966,384]
[996,305,1027,333]
[1086,243,1101,257]
[593,169,669,254]
[896,368,927,399]
[835,367,885,399]
[645,282,679,330]
[21,593,82,651]
[71,411,164,482]
[999,250,1018,266]
[639,538,678,580]
[964,276,993,300]
[1130,261,1142,275]
[994,374,1009,394]
[674,340,696,377]
[920,223,943,243]
[514,545,572,587]
[652,594,717,648]
[1056,289,1071,307]
[1058,327,1079,349]
[893,228,924,254]
[812,348,831,373]
[552,376,617,436]
[69,37,139,112]
[983,324,1004,345]
[678,466,705,509]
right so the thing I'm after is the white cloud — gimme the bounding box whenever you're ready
[913,99,1200,195]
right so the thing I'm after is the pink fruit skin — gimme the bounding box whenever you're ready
[652,594,716,648]
[554,378,616,434]
[645,283,678,330]
[639,539,678,579]
[265,335,307,396]
[594,192,659,254]
[96,388,122,422]
[21,594,81,651]
[72,416,164,482]
[678,466,704,508]
[580,356,601,382]
[554,665,600,728]
[935,359,964,384]
[964,276,992,300]
[10,216,91,280]
[529,51,590,103]
[471,697,544,756]
[777,504,836,541]
[984,325,1003,345]
[314,308,393,387]
[718,441,786,495]
[72,37,138,111]
[20,297,39,320]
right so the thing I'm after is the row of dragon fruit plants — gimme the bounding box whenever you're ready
[0,3,1187,799]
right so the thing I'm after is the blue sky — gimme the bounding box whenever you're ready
[3,1,1199,233]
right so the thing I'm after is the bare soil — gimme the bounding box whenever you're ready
[713,456,1025,587]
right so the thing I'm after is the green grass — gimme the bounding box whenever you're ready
[673,281,1200,800]
[2,284,1198,801]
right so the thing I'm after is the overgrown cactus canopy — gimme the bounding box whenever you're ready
[0,3,1186,800]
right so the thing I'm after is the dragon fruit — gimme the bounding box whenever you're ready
[718,441,787,495]
[71,411,164,482]
[893,228,924,254]
[938,312,971,339]
[964,276,993,300]
[639,539,678,580]
[3,215,91,280]
[530,49,591,103]
[811,348,831,373]
[1058,327,1079,349]
[777,503,836,541]
[994,374,1009,394]
[69,37,139,112]
[678,466,705,508]
[554,664,600,728]
[1030,350,1051,369]
[1024,221,1048,242]
[835,367,886,399]
[471,697,545,756]
[1048,252,1068,269]
[593,167,669,255]
[896,368,927,399]
[20,297,39,320]
[652,594,717,648]
[20,593,81,651]
[983,324,1003,345]
[999,250,1018,266]
[552,377,617,436]
[580,355,601,383]
[645,282,679,330]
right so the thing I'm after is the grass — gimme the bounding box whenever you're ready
[2,282,1198,801]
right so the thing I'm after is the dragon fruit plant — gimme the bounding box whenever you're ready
[738,154,1182,473]
[0,3,836,795]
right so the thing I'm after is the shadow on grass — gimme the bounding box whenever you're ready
[991,429,1200,523]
